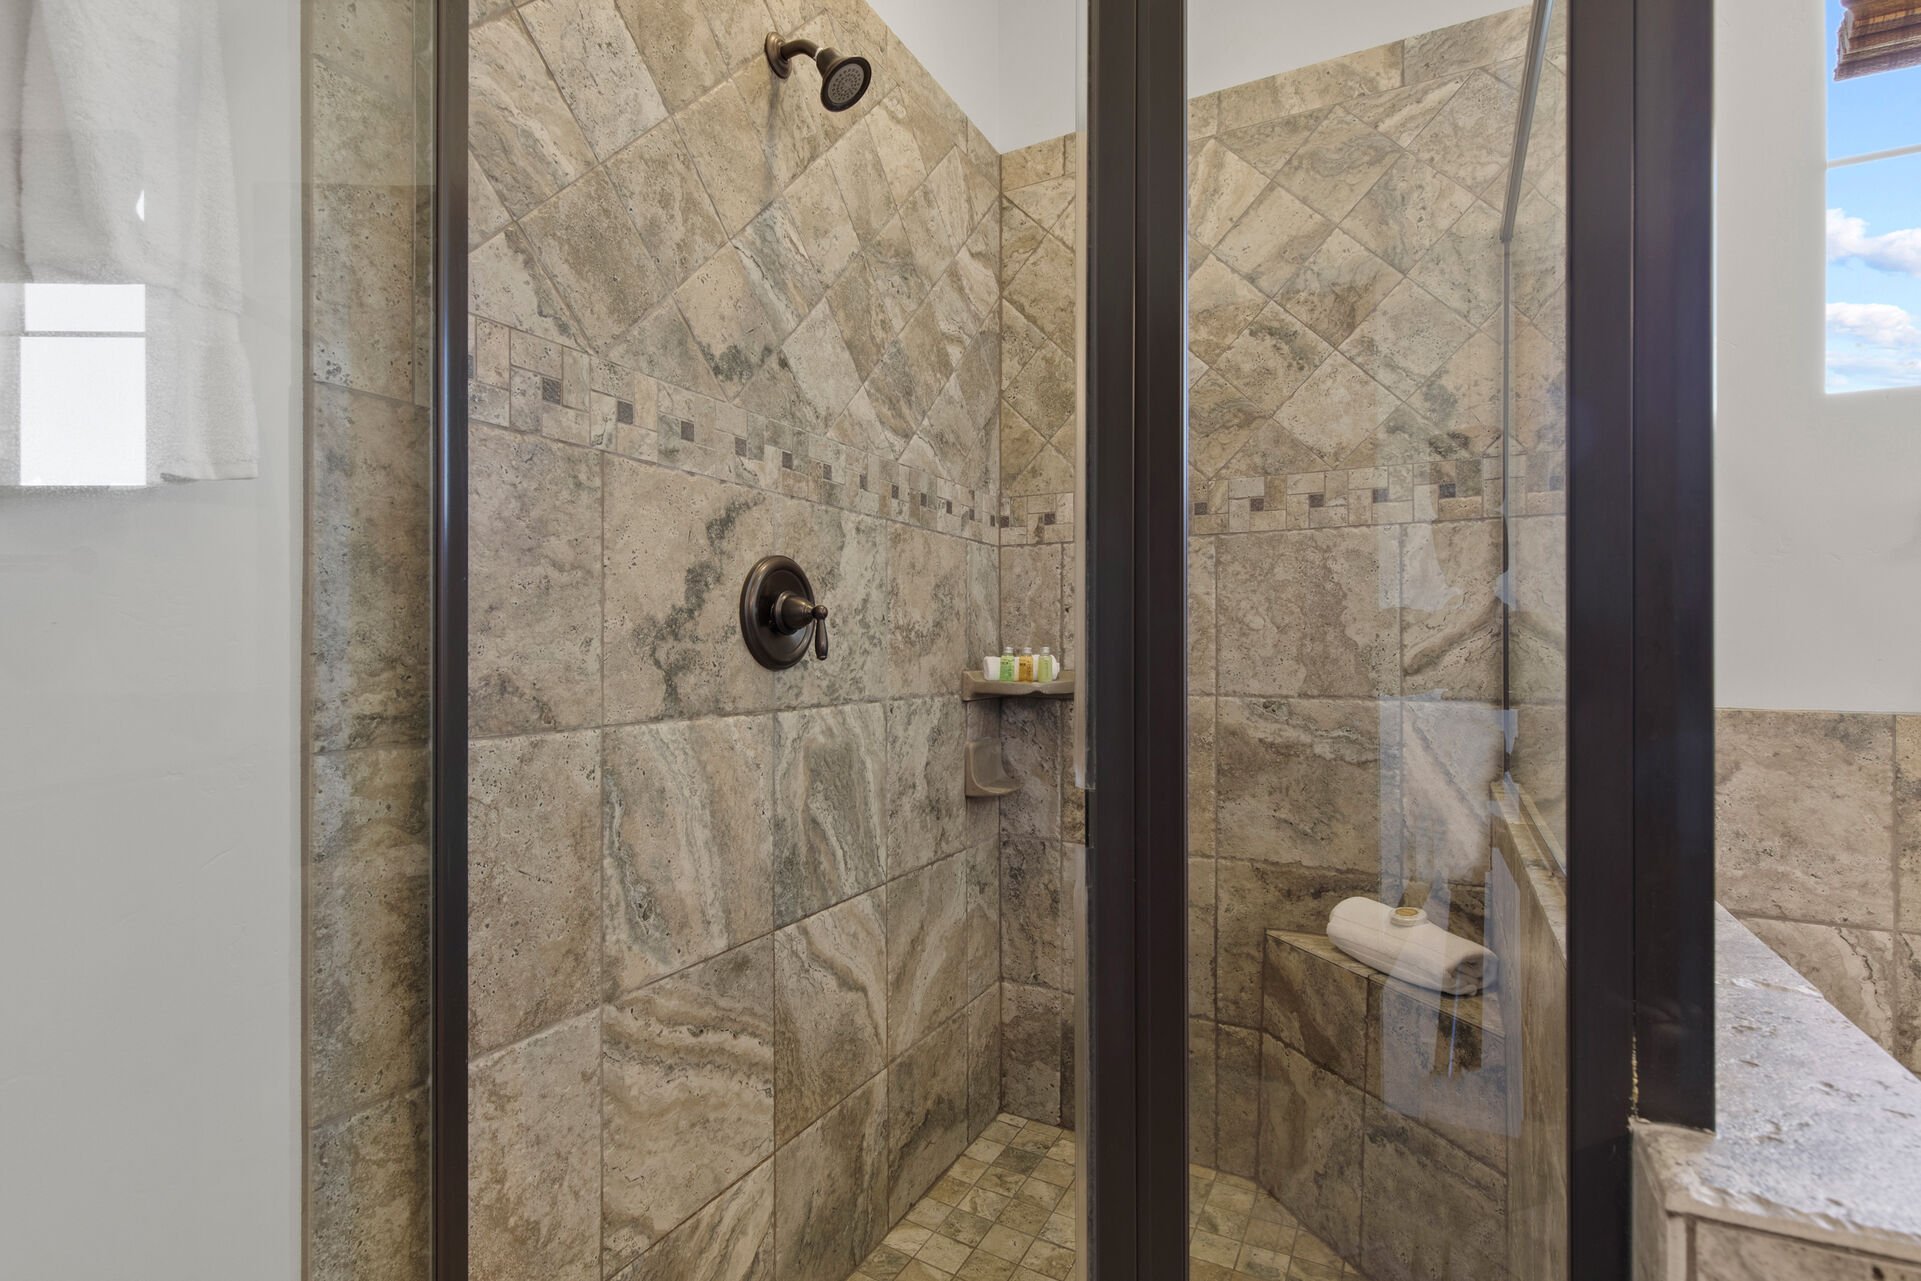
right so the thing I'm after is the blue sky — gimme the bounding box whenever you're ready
[1825,0,1921,392]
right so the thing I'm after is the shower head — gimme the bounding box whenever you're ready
[764,33,873,112]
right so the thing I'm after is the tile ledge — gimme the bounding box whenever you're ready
[1630,906,1921,1266]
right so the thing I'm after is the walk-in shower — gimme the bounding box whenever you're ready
[16,1,1921,1280]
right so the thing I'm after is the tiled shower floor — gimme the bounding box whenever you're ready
[848,1114,1372,1281]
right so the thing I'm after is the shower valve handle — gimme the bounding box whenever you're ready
[740,555,830,670]
[772,590,829,661]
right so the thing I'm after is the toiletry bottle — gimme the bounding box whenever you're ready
[1017,647,1035,682]
[1039,646,1057,681]
[999,646,1017,681]
[981,652,1000,681]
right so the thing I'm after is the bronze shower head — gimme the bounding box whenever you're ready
[764,32,873,112]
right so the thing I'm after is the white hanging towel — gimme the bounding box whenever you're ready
[19,0,257,481]
[1327,897,1497,996]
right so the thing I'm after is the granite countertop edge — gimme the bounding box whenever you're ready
[1631,906,1921,1265]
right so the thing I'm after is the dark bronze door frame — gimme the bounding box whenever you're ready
[429,1,469,1278]
[1079,0,1191,1275]
[1074,0,1718,1278]
[420,0,1714,1274]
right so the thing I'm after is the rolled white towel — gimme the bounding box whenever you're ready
[1326,897,1496,996]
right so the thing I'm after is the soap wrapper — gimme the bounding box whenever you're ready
[1326,897,1497,996]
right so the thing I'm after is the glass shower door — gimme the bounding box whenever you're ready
[1174,2,1572,1278]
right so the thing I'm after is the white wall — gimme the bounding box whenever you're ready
[1185,0,1521,101]
[869,0,1008,142]
[0,0,303,1275]
[996,0,1080,152]
[1715,0,1921,713]
[889,0,1524,152]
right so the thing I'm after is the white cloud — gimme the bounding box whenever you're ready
[1826,301,1921,350]
[1825,349,1921,392]
[1826,208,1921,276]
[1826,303,1921,391]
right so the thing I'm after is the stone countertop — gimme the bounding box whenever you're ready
[1633,906,1921,1263]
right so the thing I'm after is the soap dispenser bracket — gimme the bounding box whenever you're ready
[740,555,829,670]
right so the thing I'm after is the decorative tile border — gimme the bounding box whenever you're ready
[471,316,1002,545]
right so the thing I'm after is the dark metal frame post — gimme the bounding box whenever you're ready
[1567,0,1716,1271]
[1081,0,1189,1276]
[430,0,470,1276]
[1565,0,1639,1263]
[1630,0,1717,1130]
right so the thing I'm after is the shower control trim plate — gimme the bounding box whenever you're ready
[740,555,830,670]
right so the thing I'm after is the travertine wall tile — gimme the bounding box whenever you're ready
[1745,919,1898,1049]
[469,425,604,734]
[774,1075,890,1281]
[1216,697,1398,870]
[773,702,888,923]
[603,716,775,994]
[1360,1096,1507,1281]
[610,1164,774,1281]
[1716,709,1896,930]
[308,387,431,753]
[1217,527,1401,698]
[885,1013,971,1219]
[1001,837,1066,991]
[1259,1034,1364,1255]
[308,748,430,1121]
[601,459,777,722]
[469,730,603,1054]
[471,1014,602,1281]
[883,696,969,875]
[518,0,667,161]
[308,1088,429,1281]
[1896,717,1920,933]
[602,943,775,1273]
[774,890,888,1143]
[885,853,969,1054]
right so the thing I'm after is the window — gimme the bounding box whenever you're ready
[1826,0,1921,394]
[17,283,148,486]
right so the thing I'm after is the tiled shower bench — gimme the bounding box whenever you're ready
[1258,930,1509,1281]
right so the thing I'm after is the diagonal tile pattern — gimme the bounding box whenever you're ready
[845,1114,1373,1281]
[995,8,1566,557]
[998,137,1078,500]
[470,0,1004,500]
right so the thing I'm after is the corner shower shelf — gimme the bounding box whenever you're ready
[959,670,1077,701]
[964,739,1022,798]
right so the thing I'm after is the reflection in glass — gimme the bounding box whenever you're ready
[1181,2,1570,1277]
